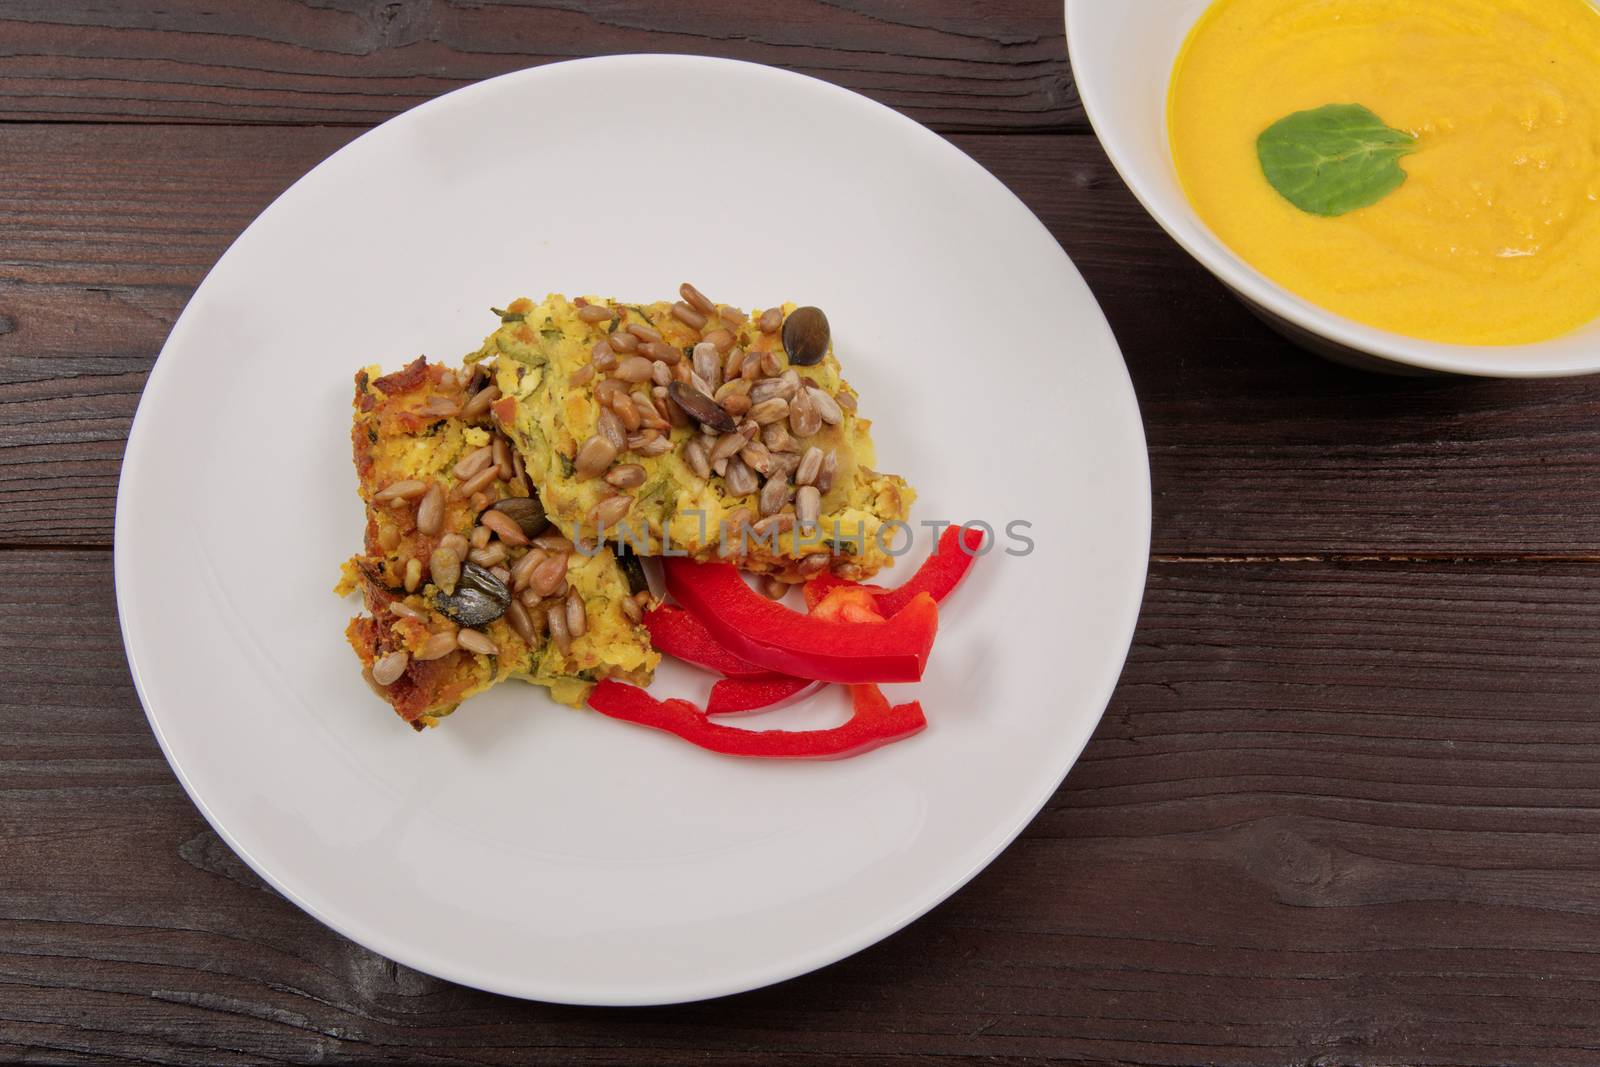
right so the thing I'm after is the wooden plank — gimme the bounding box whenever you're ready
[8,549,1600,1065]
[0,0,1080,132]
[5,122,1600,555]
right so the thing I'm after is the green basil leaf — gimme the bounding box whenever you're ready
[1257,103,1418,217]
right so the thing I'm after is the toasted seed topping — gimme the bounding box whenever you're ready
[692,341,722,391]
[640,340,682,365]
[650,360,672,386]
[723,345,746,379]
[481,509,530,545]
[591,494,634,528]
[529,552,569,597]
[415,631,459,661]
[417,394,462,418]
[596,407,628,451]
[389,599,423,619]
[492,435,515,480]
[606,463,647,489]
[452,447,494,480]
[759,470,790,516]
[667,381,738,433]
[807,386,844,426]
[375,479,428,503]
[546,604,572,654]
[460,385,499,420]
[781,306,830,366]
[376,523,401,551]
[577,304,615,323]
[798,552,830,576]
[719,305,748,325]
[510,547,546,591]
[720,506,755,557]
[710,431,748,464]
[758,307,783,333]
[574,434,619,480]
[468,542,509,567]
[565,589,588,638]
[704,328,736,356]
[470,525,491,550]
[429,546,462,595]
[725,457,760,497]
[592,343,618,373]
[620,593,644,622]
[506,599,538,644]
[749,397,790,425]
[611,393,642,431]
[672,301,708,330]
[626,322,662,343]
[752,512,796,538]
[759,350,785,378]
[414,484,445,536]
[788,389,822,438]
[683,439,712,480]
[795,446,823,486]
[635,435,673,458]
[739,440,775,475]
[750,376,796,405]
[817,449,838,494]
[568,363,597,387]
[609,330,640,353]
[721,394,752,418]
[490,496,548,538]
[679,282,717,316]
[615,356,655,383]
[403,557,423,592]
[372,650,410,686]
[795,485,821,528]
[457,627,498,655]
[454,464,500,500]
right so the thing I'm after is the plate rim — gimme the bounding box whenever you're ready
[114,53,1152,1005]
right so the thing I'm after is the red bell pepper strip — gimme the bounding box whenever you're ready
[663,557,938,684]
[588,679,925,759]
[705,675,818,716]
[804,523,986,614]
[642,604,778,679]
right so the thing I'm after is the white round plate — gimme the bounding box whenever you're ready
[116,55,1149,1005]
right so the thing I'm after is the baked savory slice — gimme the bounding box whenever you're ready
[468,288,914,584]
[337,357,658,730]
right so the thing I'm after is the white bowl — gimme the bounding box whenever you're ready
[1064,0,1600,378]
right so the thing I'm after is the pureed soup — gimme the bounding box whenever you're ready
[1168,0,1600,345]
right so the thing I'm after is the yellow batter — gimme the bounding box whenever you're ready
[1168,0,1600,345]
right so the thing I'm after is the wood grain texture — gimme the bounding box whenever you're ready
[6,123,1600,555]
[8,550,1600,1065]
[0,0,1080,131]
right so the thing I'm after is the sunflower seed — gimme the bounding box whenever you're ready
[795,446,823,486]
[752,513,795,538]
[626,322,663,343]
[568,363,597,387]
[640,340,682,364]
[807,387,844,425]
[506,599,538,644]
[389,599,423,619]
[740,440,775,475]
[530,552,569,597]
[719,305,748,325]
[679,282,717,316]
[470,525,491,550]
[377,524,401,551]
[761,576,788,600]
[429,546,462,595]
[415,484,445,536]
[749,397,790,425]
[606,463,647,489]
[817,450,838,494]
[768,450,801,476]
[463,384,501,419]
[761,422,796,453]
[468,543,509,567]
[683,438,712,479]
[720,506,754,556]
[375,479,428,503]
[452,447,494,480]
[751,375,798,404]
[725,457,760,496]
[620,593,643,622]
[611,393,642,431]
[418,394,461,418]
[457,628,498,655]
[798,553,830,577]
[415,630,458,661]
[723,345,746,379]
[704,329,736,356]
[721,394,752,418]
[574,434,619,480]
[626,429,659,451]
[490,565,512,584]
[795,485,821,528]
[672,301,708,330]
[636,434,673,458]
[492,435,514,480]
[595,408,627,451]
[577,303,615,323]
[590,495,634,528]
[481,509,530,545]
[510,547,547,590]
[617,356,656,383]
[759,470,790,516]
[454,464,500,500]
[691,341,721,388]
[609,330,640,353]
[788,389,822,437]
[532,532,573,553]
[547,604,572,654]
[758,307,783,333]
[565,589,588,638]
[371,650,410,685]
[837,391,857,413]
[710,432,748,464]
[651,359,672,386]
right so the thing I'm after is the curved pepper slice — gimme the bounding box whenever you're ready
[663,558,938,684]
[588,679,925,759]
[805,524,985,614]
[643,604,777,679]
[706,675,817,716]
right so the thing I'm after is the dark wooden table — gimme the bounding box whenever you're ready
[7,3,1600,1064]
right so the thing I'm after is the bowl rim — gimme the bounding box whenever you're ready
[1063,0,1600,378]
